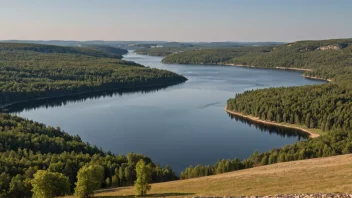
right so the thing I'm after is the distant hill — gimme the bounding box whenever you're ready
[162,38,352,82]
[0,42,124,59]
[81,44,128,55]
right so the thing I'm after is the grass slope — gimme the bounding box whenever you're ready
[94,154,352,197]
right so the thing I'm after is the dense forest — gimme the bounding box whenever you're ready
[228,83,352,132]
[162,38,352,180]
[162,39,352,132]
[0,43,186,196]
[0,43,187,107]
[0,113,177,197]
[81,44,128,56]
[162,39,352,82]
[134,42,282,57]
[225,39,352,133]
[162,46,273,64]
[135,47,190,56]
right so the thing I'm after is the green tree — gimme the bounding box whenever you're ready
[118,166,124,186]
[8,175,32,198]
[74,165,104,198]
[124,166,132,185]
[105,177,111,187]
[31,170,70,198]
[111,175,119,187]
[134,160,152,196]
[0,173,10,197]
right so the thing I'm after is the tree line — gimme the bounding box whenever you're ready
[178,38,352,180]
[181,130,352,179]
[0,43,187,107]
[227,83,352,132]
[0,114,177,197]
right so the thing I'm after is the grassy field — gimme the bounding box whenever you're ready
[92,154,352,197]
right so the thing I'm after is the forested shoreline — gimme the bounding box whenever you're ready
[0,43,187,108]
[0,43,186,197]
[0,114,178,197]
[172,38,352,180]
[2,39,352,193]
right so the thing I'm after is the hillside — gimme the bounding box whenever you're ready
[94,154,352,197]
[0,43,187,108]
[81,44,128,56]
[134,47,187,56]
[0,42,124,59]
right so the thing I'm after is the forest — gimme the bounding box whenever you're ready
[134,41,282,57]
[162,39,352,82]
[134,47,187,56]
[0,43,187,197]
[181,130,352,179]
[0,43,187,108]
[0,113,177,197]
[162,38,352,133]
[2,39,352,193]
[164,38,352,179]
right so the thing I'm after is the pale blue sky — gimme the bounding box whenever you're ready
[1,0,351,42]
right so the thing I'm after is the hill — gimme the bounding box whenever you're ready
[80,44,128,56]
[93,154,352,197]
[0,42,124,59]
[162,38,352,82]
[134,42,282,57]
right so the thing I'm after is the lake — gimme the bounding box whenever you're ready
[12,52,325,174]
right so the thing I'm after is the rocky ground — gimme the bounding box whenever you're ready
[191,194,352,198]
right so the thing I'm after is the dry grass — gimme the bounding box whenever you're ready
[93,154,352,197]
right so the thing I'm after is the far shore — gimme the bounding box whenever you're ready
[162,60,322,75]
[224,106,320,138]
[222,63,313,72]
[301,75,333,82]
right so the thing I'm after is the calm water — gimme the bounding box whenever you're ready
[13,52,325,174]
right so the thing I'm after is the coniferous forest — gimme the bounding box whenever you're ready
[167,39,352,179]
[0,43,187,107]
[0,43,185,197]
[2,38,352,194]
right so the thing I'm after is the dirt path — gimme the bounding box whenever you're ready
[224,106,320,138]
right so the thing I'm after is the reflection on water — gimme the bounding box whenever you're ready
[6,83,182,113]
[14,52,325,174]
[228,113,309,140]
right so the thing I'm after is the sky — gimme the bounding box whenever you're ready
[1,0,352,42]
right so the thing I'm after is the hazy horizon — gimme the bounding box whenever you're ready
[1,0,352,42]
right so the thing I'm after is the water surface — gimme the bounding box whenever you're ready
[13,52,325,174]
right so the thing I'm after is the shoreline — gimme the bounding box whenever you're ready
[163,61,330,81]
[301,75,332,82]
[0,81,185,112]
[162,59,313,72]
[224,106,320,138]
[222,63,313,72]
